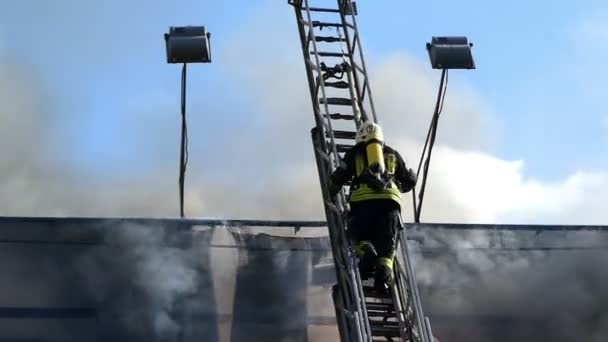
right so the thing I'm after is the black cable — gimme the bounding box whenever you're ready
[179,63,188,218]
[414,69,448,223]
[416,118,434,180]
[412,72,447,219]
[411,188,417,220]
[182,64,189,172]
[415,69,449,179]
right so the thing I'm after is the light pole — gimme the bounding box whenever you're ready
[413,36,476,223]
[164,26,212,218]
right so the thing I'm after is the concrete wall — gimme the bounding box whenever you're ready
[0,218,336,342]
[1,218,606,341]
[0,218,219,341]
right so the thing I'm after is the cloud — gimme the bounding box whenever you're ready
[371,54,499,152]
[423,145,608,224]
[217,12,608,225]
[576,11,608,42]
[2,4,608,227]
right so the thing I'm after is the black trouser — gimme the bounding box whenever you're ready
[347,199,401,259]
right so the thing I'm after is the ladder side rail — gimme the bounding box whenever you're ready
[394,258,420,342]
[302,0,343,166]
[425,317,435,342]
[345,67,363,125]
[395,258,423,342]
[291,3,329,130]
[300,3,372,341]
[332,285,351,342]
[311,128,355,340]
[335,26,363,126]
[397,230,432,342]
[335,0,370,123]
[292,3,358,338]
[392,229,418,341]
[348,240,373,341]
[338,0,379,123]
[312,127,368,342]
[390,272,413,341]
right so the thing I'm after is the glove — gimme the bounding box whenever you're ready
[408,168,418,185]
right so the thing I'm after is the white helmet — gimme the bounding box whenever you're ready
[355,121,384,144]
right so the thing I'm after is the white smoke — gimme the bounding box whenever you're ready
[2,2,608,341]
[75,223,214,339]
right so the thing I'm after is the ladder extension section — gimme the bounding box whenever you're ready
[288,1,433,341]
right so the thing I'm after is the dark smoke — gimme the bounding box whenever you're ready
[414,227,608,342]
[0,218,338,341]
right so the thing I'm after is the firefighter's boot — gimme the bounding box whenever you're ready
[374,257,394,293]
[355,241,377,280]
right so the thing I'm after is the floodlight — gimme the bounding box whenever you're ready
[164,26,211,64]
[164,26,212,218]
[416,36,475,222]
[426,36,475,70]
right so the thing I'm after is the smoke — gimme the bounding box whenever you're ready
[2,2,608,342]
[73,223,216,340]
[414,227,608,341]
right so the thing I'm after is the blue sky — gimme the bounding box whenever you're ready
[1,0,607,185]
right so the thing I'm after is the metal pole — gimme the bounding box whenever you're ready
[179,63,187,218]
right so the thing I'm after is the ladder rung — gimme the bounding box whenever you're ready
[312,21,343,28]
[367,310,396,318]
[367,310,398,318]
[336,144,354,153]
[370,320,400,328]
[324,81,350,89]
[315,36,346,43]
[370,325,401,338]
[320,97,353,106]
[327,113,355,120]
[315,51,350,57]
[327,130,356,140]
[303,7,341,13]
[365,302,395,310]
[370,324,401,334]
[363,286,392,299]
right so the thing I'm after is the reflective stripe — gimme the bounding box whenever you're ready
[377,256,393,270]
[354,241,371,257]
[350,183,401,204]
[355,155,365,176]
[386,153,397,175]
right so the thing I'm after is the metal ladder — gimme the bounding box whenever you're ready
[288,1,434,341]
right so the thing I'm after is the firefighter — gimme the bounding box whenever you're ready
[328,121,417,291]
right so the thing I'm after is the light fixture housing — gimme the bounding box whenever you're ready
[164,26,211,64]
[426,36,475,70]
